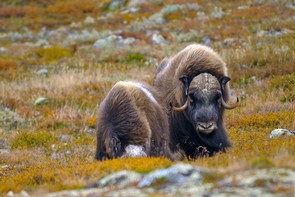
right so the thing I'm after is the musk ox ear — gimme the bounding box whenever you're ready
[179,75,189,96]
[219,76,231,92]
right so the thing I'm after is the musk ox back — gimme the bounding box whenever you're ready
[153,44,238,160]
[95,81,171,160]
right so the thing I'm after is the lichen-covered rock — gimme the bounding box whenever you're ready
[121,145,147,158]
[34,97,49,106]
[97,170,143,188]
[151,33,169,46]
[138,163,203,188]
[42,164,295,197]
[36,68,49,76]
[269,128,295,138]
[0,107,25,130]
[84,16,95,24]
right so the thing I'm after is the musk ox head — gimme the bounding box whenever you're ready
[173,73,238,135]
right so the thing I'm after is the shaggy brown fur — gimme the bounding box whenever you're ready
[154,44,230,109]
[153,44,237,160]
[95,81,173,160]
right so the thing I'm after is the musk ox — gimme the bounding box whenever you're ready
[95,81,173,161]
[154,44,238,159]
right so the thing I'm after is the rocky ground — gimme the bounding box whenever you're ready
[42,163,295,197]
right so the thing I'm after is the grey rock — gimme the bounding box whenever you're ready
[44,188,109,197]
[197,11,208,20]
[270,129,295,138]
[0,47,8,53]
[138,163,201,188]
[106,188,147,197]
[148,3,201,25]
[173,31,201,43]
[211,7,225,19]
[203,36,212,44]
[237,5,249,10]
[0,149,10,155]
[217,168,295,196]
[148,13,166,25]
[257,29,291,37]
[8,32,23,41]
[34,97,49,106]
[7,191,14,197]
[0,107,25,130]
[118,37,137,46]
[121,6,139,14]
[36,68,48,76]
[69,22,82,28]
[38,27,48,38]
[109,0,125,11]
[152,33,169,46]
[98,170,143,188]
[43,165,295,197]
[93,35,117,49]
[19,190,30,197]
[222,38,237,46]
[161,4,201,15]
[121,145,147,158]
[59,134,72,143]
[84,16,95,24]
[67,29,100,42]
[128,0,146,7]
[51,152,63,160]
[35,39,50,47]
[1,165,9,170]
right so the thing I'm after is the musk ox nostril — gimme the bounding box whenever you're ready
[198,122,213,129]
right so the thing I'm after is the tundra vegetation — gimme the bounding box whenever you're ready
[0,0,294,196]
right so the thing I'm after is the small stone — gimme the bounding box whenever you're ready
[223,38,236,46]
[121,145,147,158]
[118,37,137,46]
[34,97,49,106]
[0,47,8,53]
[98,170,142,188]
[138,163,198,188]
[7,191,14,197]
[1,165,9,170]
[93,35,117,49]
[152,33,169,46]
[84,16,95,24]
[211,7,225,19]
[270,129,295,138]
[109,0,125,11]
[51,152,63,160]
[203,36,212,45]
[59,134,71,143]
[20,190,29,197]
[35,39,50,47]
[36,68,48,76]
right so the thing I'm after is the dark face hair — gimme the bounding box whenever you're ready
[186,89,222,134]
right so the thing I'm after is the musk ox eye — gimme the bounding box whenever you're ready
[189,92,195,102]
[212,92,222,102]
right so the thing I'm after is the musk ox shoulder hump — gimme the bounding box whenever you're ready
[115,81,158,104]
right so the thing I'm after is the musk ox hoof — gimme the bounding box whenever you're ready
[121,145,147,158]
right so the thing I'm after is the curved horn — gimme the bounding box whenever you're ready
[172,98,189,112]
[221,97,239,110]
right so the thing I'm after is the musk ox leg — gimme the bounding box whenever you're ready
[95,143,106,161]
[95,121,107,161]
[105,134,123,159]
